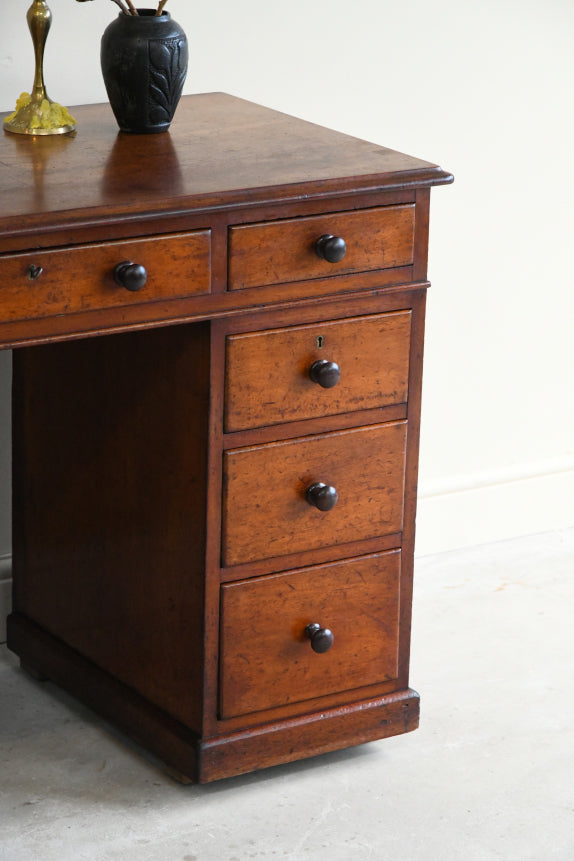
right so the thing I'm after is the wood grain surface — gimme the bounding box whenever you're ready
[0,231,210,324]
[224,310,411,431]
[228,204,415,290]
[12,323,211,731]
[222,421,407,566]
[219,551,400,719]
[0,94,452,241]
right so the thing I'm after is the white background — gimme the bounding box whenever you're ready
[0,0,573,588]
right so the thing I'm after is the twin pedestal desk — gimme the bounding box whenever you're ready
[1,94,452,782]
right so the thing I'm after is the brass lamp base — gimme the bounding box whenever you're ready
[4,1,76,137]
[4,93,76,136]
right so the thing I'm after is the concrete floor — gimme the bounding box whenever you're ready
[1,528,573,861]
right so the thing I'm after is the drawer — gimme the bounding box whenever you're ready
[225,311,411,432]
[219,551,401,719]
[228,204,415,290]
[0,231,211,323]
[222,421,406,567]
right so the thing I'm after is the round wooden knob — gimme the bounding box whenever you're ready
[114,261,148,292]
[305,623,334,654]
[306,482,338,512]
[315,234,347,263]
[309,360,341,388]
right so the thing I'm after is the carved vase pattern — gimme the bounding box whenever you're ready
[101,10,188,134]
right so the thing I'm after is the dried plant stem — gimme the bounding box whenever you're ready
[110,0,131,14]
[107,0,170,18]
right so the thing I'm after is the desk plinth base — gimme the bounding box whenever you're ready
[7,612,420,783]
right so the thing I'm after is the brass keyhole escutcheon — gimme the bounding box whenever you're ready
[316,335,324,349]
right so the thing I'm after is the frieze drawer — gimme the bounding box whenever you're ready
[228,205,415,290]
[0,231,211,323]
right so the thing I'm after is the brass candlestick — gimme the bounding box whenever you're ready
[4,0,76,136]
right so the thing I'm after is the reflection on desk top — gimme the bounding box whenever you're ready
[0,92,453,239]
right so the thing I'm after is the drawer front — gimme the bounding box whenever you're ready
[222,421,406,567]
[228,204,415,290]
[0,231,211,323]
[220,551,401,719]
[225,311,411,432]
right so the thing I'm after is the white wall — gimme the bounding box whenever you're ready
[1,0,573,612]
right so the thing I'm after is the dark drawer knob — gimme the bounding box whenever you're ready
[306,482,338,512]
[305,622,334,654]
[114,261,148,292]
[315,234,347,263]
[309,359,341,389]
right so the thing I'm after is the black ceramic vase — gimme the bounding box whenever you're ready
[101,10,188,134]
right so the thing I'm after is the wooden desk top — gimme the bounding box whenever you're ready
[0,93,452,245]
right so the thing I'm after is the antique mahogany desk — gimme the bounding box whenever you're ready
[0,94,452,782]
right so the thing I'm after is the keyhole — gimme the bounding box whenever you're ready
[27,264,43,281]
[316,336,324,349]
